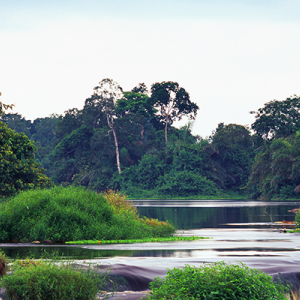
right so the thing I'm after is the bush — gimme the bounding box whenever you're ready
[0,186,115,242]
[157,171,218,197]
[295,210,300,228]
[147,261,288,300]
[0,186,175,242]
[0,250,7,277]
[2,259,111,300]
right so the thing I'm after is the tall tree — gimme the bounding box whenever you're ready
[116,91,156,142]
[250,95,300,139]
[93,79,123,173]
[150,81,199,149]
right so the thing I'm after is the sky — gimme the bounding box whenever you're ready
[1,0,300,138]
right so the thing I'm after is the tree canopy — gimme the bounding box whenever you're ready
[151,81,199,145]
[0,121,52,198]
[251,95,300,139]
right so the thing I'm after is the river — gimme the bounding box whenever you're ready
[1,200,300,299]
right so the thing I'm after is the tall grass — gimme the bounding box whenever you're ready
[0,186,175,243]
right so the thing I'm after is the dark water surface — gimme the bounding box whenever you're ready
[135,200,300,229]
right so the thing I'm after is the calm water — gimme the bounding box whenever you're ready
[1,200,300,260]
[135,200,300,229]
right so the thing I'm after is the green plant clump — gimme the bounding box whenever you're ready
[0,250,7,277]
[0,186,175,242]
[1,259,111,300]
[66,236,208,245]
[147,261,288,300]
[295,210,300,229]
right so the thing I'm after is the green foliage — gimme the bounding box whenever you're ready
[158,171,218,197]
[151,81,199,145]
[0,187,175,242]
[147,261,288,300]
[211,123,255,190]
[247,135,300,200]
[2,259,112,300]
[66,236,208,244]
[113,153,166,191]
[295,210,300,228]
[251,95,300,139]
[0,250,7,277]
[2,113,59,177]
[0,121,52,198]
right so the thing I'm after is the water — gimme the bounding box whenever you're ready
[1,200,300,296]
[135,200,300,229]
[1,200,299,260]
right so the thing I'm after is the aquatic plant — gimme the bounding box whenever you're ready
[66,236,208,245]
[147,261,288,300]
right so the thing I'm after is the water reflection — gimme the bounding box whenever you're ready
[1,201,299,261]
[136,200,300,229]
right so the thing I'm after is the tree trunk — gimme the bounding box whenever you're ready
[107,115,122,174]
[112,125,122,174]
[165,115,169,154]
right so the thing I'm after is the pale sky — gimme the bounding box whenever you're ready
[1,0,300,138]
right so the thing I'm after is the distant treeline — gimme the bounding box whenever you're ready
[3,80,300,200]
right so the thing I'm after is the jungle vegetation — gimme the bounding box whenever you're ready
[2,81,300,200]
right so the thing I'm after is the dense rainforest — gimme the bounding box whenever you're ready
[2,79,300,200]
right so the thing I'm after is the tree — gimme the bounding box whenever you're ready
[250,95,300,139]
[93,79,123,173]
[116,91,156,142]
[150,81,199,149]
[1,113,32,137]
[131,83,148,94]
[0,122,52,198]
[211,123,255,190]
[247,135,300,200]
[0,92,14,116]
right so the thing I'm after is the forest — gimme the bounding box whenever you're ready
[2,79,300,200]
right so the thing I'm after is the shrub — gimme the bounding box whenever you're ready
[147,261,288,300]
[0,186,175,242]
[0,186,116,242]
[0,250,7,277]
[2,259,111,300]
[104,190,138,216]
[295,210,300,228]
[157,170,218,197]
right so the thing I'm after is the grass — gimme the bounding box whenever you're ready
[66,236,209,245]
[0,253,114,300]
[0,187,175,243]
[146,261,289,300]
[286,228,300,233]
